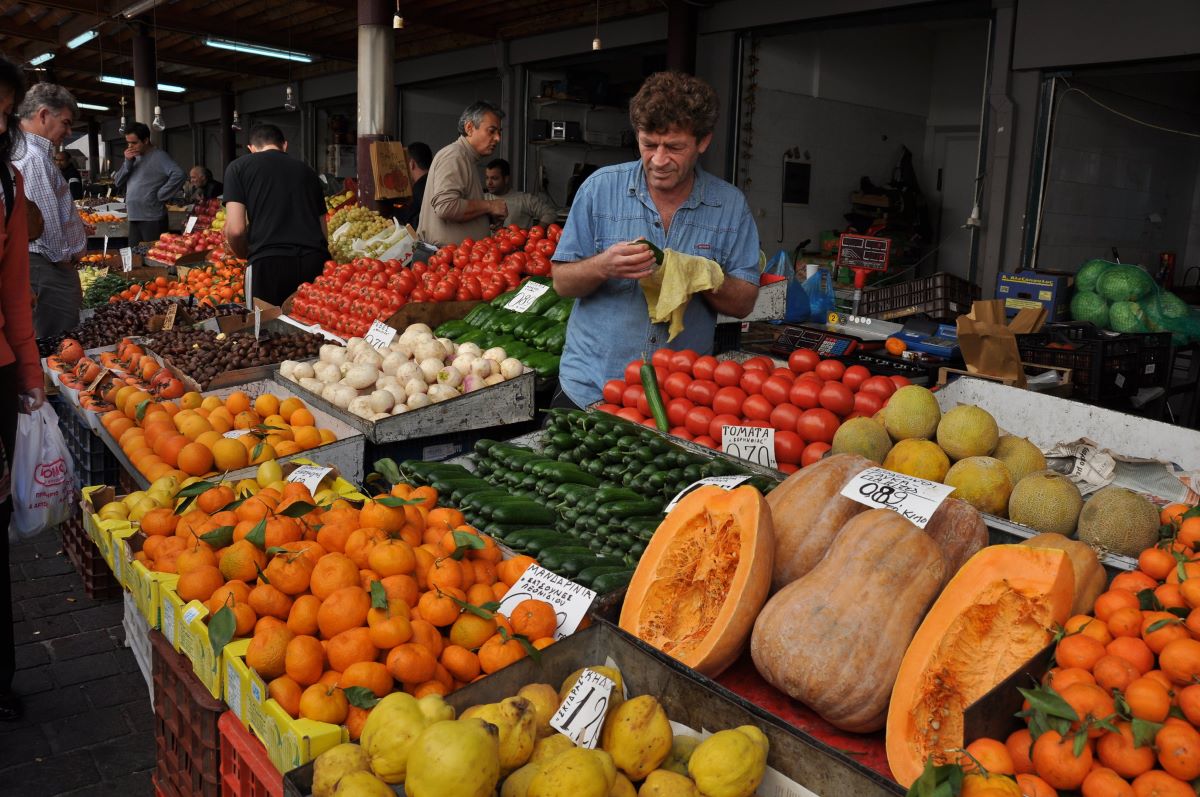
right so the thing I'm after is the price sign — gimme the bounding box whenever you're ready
[102,235,109,256]
[495,564,594,640]
[184,215,198,233]
[364,319,397,351]
[835,233,891,271]
[664,474,752,512]
[222,430,244,439]
[722,425,777,470]
[120,247,133,272]
[198,317,221,333]
[840,466,955,528]
[286,465,332,494]
[253,307,262,339]
[550,669,614,749]
[163,304,178,330]
[86,367,110,391]
[504,281,550,313]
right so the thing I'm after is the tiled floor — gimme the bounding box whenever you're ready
[2,527,155,795]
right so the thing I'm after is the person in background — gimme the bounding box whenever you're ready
[13,82,87,338]
[395,141,430,229]
[484,158,558,230]
[416,101,507,247]
[222,123,329,306]
[0,55,47,722]
[550,71,760,409]
[184,165,222,203]
[53,150,83,200]
[113,122,186,245]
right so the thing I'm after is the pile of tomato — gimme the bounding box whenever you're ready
[598,348,911,472]
[288,224,561,339]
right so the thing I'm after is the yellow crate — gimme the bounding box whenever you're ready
[159,584,190,651]
[178,598,222,699]
[80,485,133,568]
[220,639,253,727]
[124,555,178,632]
[225,650,346,772]
[106,527,137,582]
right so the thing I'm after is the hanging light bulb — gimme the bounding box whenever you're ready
[393,0,404,28]
[592,0,601,50]
[151,105,166,131]
[283,85,297,112]
[117,96,127,135]
[231,110,242,132]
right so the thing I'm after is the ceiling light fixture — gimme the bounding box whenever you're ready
[119,0,167,19]
[203,38,314,63]
[592,0,602,50]
[151,105,166,131]
[393,0,404,29]
[99,75,185,93]
[29,52,55,66]
[66,30,99,49]
[78,102,109,111]
[231,110,242,132]
[117,96,127,135]
[283,85,297,112]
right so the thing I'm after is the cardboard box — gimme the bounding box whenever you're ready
[995,269,1074,321]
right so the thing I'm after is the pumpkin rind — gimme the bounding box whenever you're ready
[764,453,872,591]
[923,498,988,587]
[1019,532,1106,615]
[885,545,1075,787]
[750,509,946,733]
[618,485,774,678]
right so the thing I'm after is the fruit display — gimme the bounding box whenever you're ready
[146,228,226,264]
[434,277,571,380]
[309,662,770,797]
[108,259,245,304]
[80,210,124,224]
[278,324,529,422]
[37,299,240,355]
[149,326,324,390]
[99,386,339,481]
[46,337,185,409]
[327,206,393,263]
[325,189,356,215]
[209,204,226,231]
[601,349,912,472]
[81,269,133,309]
[191,197,221,229]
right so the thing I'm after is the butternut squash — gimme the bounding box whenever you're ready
[750,509,946,733]
[1020,532,1106,615]
[765,453,872,591]
[885,545,1076,787]
[924,498,988,587]
[619,485,773,678]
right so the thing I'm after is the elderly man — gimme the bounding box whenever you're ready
[185,165,222,203]
[14,83,87,338]
[113,121,186,245]
[416,101,508,247]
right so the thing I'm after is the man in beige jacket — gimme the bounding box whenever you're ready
[416,101,508,246]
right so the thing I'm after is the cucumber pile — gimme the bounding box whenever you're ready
[433,276,571,380]
[392,408,777,595]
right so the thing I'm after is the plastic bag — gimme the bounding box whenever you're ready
[9,405,75,542]
[803,268,836,320]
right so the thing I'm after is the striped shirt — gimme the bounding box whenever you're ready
[13,132,86,263]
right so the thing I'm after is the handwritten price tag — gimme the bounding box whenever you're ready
[286,465,332,493]
[184,215,198,233]
[253,307,262,339]
[504,281,550,313]
[86,367,110,391]
[722,425,777,469]
[163,303,178,330]
[120,247,133,272]
[222,430,244,439]
[102,235,109,256]
[840,466,955,528]
[550,669,614,748]
[664,474,752,512]
[495,564,594,640]
[364,319,397,351]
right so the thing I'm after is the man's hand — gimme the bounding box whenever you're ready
[489,198,507,219]
[598,240,657,281]
[124,147,137,161]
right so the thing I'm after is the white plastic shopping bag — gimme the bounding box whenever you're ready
[9,404,75,541]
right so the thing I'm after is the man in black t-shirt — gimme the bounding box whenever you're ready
[222,124,329,306]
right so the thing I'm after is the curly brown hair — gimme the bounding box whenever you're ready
[629,71,719,140]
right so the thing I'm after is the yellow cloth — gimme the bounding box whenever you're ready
[640,249,725,341]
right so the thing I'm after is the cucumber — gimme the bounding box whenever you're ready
[505,528,564,550]
[576,564,634,586]
[490,501,557,527]
[592,570,636,594]
[538,546,599,572]
[598,499,663,520]
[525,534,584,556]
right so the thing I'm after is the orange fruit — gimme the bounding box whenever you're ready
[245,624,295,680]
[1156,721,1200,781]
[278,397,304,422]
[253,394,280,418]
[310,553,360,600]
[1005,728,1036,775]
[211,438,249,471]
[284,635,325,687]
[341,661,393,698]
[961,738,1014,775]
[1125,676,1171,722]
[367,615,413,650]
[196,485,236,515]
[286,594,322,636]
[290,408,315,427]
[326,627,377,673]
[267,675,303,719]
[141,507,179,537]
[176,565,225,603]
[509,599,557,641]
[1057,633,1107,671]
[317,586,370,639]
[386,643,437,685]
[225,390,252,415]
[440,645,481,683]
[1097,720,1156,779]
[367,539,416,577]
[1159,638,1200,685]
[218,539,267,582]
[248,583,294,621]
[1031,729,1092,791]
[178,442,215,477]
[448,612,497,651]
[298,683,348,724]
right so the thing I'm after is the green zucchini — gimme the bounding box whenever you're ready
[592,570,636,594]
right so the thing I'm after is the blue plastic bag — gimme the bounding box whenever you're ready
[804,268,836,319]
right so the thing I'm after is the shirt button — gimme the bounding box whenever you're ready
[653,222,661,227]
[650,336,657,343]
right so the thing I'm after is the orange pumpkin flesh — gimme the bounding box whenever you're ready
[885,545,1075,787]
[619,485,773,678]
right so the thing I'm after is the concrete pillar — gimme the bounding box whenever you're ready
[356,0,396,211]
[87,118,100,180]
[131,23,159,145]
[666,0,697,74]
[220,90,236,173]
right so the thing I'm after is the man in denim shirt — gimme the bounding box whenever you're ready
[551,72,760,409]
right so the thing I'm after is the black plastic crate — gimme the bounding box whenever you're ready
[61,409,122,488]
[858,272,980,323]
[60,516,121,601]
[1016,324,1172,402]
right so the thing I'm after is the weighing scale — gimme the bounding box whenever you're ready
[837,233,891,314]
[767,313,903,358]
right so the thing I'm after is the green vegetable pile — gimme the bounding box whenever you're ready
[83,273,134,308]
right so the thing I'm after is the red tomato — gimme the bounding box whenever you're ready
[662,371,692,400]
[814,359,846,381]
[788,349,820,374]
[692,355,719,381]
[841,365,871,392]
[641,417,659,428]
[622,384,645,409]
[636,392,651,418]
[713,360,744,387]
[654,365,670,388]
[669,426,694,441]
[650,348,674,369]
[760,376,793,407]
[624,359,644,385]
[596,403,621,415]
[742,356,774,373]
[602,380,626,405]
[742,394,773,421]
[788,379,822,410]
[708,413,741,444]
[818,382,854,417]
[666,397,694,427]
[801,441,832,467]
[779,463,799,475]
[889,375,912,388]
[741,419,773,428]
[797,408,840,444]
[770,367,796,382]
[774,430,804,465]
[684,406,716,437]
[769,403,801,432]
[684,379,718,407]
[692,435,717,449]
[711,386,747,417]
[739,369,768,396]
[669,349,698,374]
[861,375,898,399]
[616,407,645,424]
[853,391,884,416]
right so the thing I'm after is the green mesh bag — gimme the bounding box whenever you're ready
[1096,263,1155,302]
[1075,258,1113,294]
[1139,285,1200,344]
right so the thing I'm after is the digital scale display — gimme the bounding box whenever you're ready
[770,325,862,358]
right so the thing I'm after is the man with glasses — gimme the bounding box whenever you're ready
[113,121,186,245]
[14,83,87,337]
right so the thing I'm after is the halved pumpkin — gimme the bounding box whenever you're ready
[885,544,1075,787]
[619,484,774,677]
